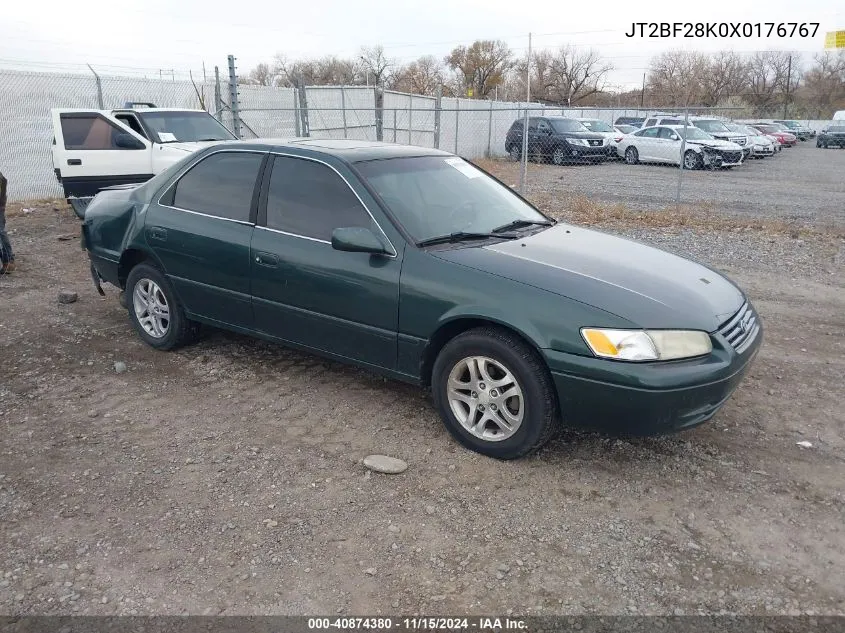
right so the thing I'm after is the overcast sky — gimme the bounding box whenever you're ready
[1,0,842,88]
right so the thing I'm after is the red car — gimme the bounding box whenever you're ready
[748,124,798,147]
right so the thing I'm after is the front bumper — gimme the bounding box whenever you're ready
[751,145,775,156]
[544,320,763,436]
[567,143,608,159]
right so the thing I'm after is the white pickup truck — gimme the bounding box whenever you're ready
[51,104,237,199]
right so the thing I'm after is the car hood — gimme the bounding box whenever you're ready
[686,139,742,150]
[433,224,744,331]
[160,140,222,153]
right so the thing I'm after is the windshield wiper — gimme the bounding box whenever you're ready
[417,231,519,247]
[491,219,553,233]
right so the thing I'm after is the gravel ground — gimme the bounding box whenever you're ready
[1,146,844,617]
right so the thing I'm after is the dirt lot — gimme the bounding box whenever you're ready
[1,143,844,616]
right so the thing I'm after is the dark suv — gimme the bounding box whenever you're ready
[505,117,608,165]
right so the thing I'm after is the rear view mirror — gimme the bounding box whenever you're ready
[331,227,388,255]
[114,133,145,150]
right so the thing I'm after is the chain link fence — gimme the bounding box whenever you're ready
[0,65,837,206]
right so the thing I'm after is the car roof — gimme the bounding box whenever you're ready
[203,138,452,162]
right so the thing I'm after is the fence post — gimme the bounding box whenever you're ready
[393,108,397,143]
[455,100,460,154]
[340,85,348,139]
[487,100,494,157]
[213,66,222,121]
[293,89,301,137]
[227,55,242,138]
[87,64,104,108]
[297,84,310,137]
[434,87,442,149]
[374,86,384,141]
[408,96,413,145]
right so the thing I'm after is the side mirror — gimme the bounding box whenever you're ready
[331,227,388,255]
[670,134,679,141]
[114,133,145,150]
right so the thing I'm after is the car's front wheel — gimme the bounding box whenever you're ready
[625,146,639,164]
[126,262,197,350]
[683,150,703,170]
[432,327,559,460]
[551,146,567,165]
[508,144,521,161]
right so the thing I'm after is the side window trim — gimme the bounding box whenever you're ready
[257,152,397,257]
[157,149,267,225]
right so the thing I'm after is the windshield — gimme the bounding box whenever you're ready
[778,121,799,128]
[580,120,613,133]
[769,123,790,131]
[753,124,777,133]
[550,119,589,133]
[676,127,714,140]
[356,156,549,243]
[615,125,635,134]
[139,111,236,143]
[694,120,731,133]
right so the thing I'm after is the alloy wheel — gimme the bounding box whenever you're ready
[552,148,566,165]
[446,355,524,442]
[133,278,170,339]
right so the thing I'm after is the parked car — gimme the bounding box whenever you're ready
[617,125,745,169]
[78,139,761,459]
[614,124,637,135]
[746,123,798,147]
[725,123,775,158]
[639,116,751,159]
[772,120,814,140]
[577,118,622,158]
[816,125,845,148]
[614,116,645,128]
[505,117,608,164]
[51,103,237,198]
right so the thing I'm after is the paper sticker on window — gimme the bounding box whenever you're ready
[158,132,177,142]
[444,157,481,178]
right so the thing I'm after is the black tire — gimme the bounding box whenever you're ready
[624,146,639,165]
[431,327,559,460]
[507,144,521,161]
[551,146,567,166]
[125,262,197,351]
[683,150,703,170]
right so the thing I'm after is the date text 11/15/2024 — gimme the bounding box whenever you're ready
[307,617,528,630]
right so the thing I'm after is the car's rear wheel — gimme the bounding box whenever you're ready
[683,150,703,170]
[126,263,197,350]
[432,327,558,460]
[624,146,639,164]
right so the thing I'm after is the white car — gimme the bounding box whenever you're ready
[734,124,776,157]
[51,104,236,199]
[617,125,745,169]
[576,118,620,159]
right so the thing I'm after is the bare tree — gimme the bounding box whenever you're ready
[798,51,845,117]
[699,52,749,106]
[745,51,797,115]
[246,62,275,86]
[390,55,444,95]
[445,40,513,98]
[646,51,708,105]
[547,46,613,104]
[358,45,394,86]
[273,55,359,87]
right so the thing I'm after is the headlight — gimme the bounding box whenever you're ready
[581,328,712,361]
[568,138,589,146]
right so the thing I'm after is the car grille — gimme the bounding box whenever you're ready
[731,137,746,146]
[718,301,760,354]
[716,150,743,163]
[588,139,603,146]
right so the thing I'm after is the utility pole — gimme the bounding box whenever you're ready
[640,72,646,108]
[782,54,792,119]
[519,32,531,194]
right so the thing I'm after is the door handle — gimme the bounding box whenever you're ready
[148,227,167,241]
[254,252,279,267]
[67,159,82,165]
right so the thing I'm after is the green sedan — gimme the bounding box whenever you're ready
[79,139,762,459]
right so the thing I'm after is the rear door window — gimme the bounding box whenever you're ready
[171,151,263,222]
